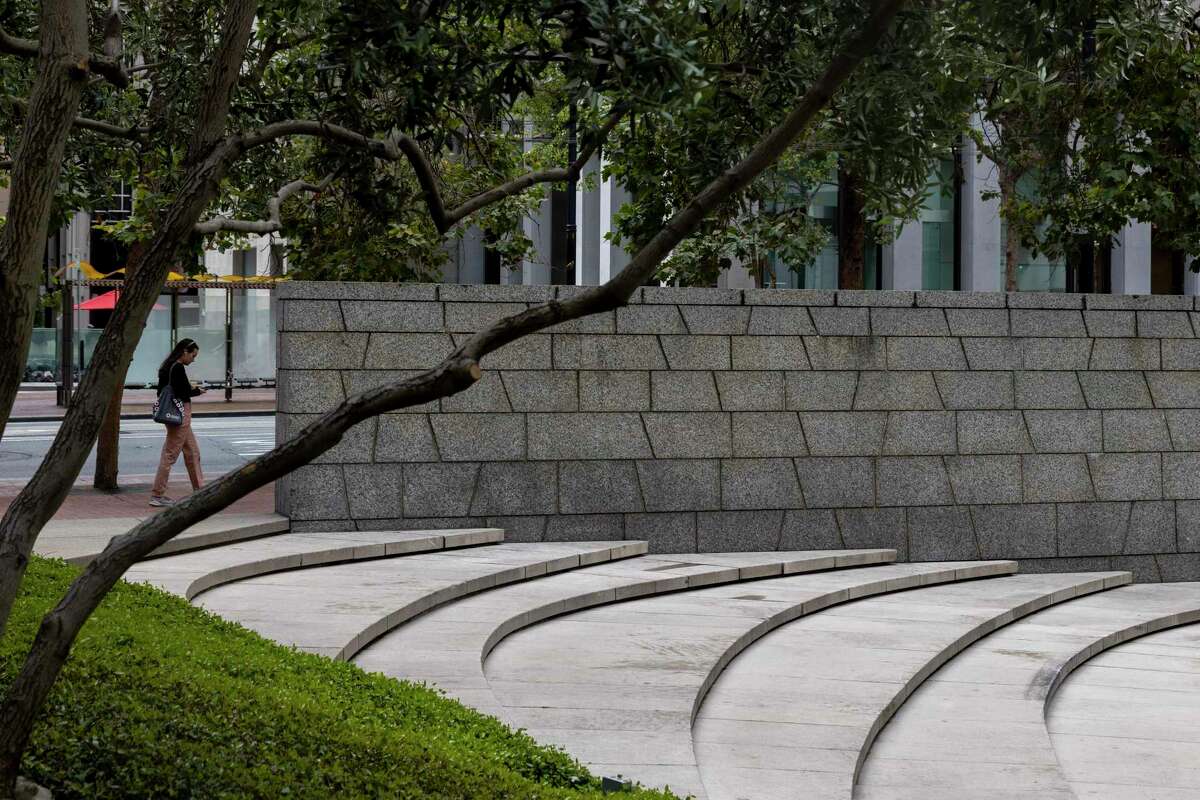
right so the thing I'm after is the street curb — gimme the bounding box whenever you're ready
[12,409,275,423]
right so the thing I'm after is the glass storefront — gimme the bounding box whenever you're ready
[920,159,956,290]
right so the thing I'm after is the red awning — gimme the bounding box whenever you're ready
[74,290,166,311]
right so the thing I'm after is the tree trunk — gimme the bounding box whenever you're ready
[838,167,867,290]
[0,0,89,446]
[999,166,1020,292]
[0,3,909,791]
[93,392,122,490]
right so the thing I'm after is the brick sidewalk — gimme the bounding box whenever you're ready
[11,387,275,420]
[0,481,275,521]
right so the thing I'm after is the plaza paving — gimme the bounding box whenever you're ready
[53,514,1200,798]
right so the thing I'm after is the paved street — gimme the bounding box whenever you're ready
[0,415,275,483]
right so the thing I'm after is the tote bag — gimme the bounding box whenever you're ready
[152,384,185,426]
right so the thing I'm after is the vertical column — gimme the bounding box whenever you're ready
[1184,256,1199,297]
[455,226,487,284]
[598,154,631,283]
[1111,221,1152,295]
[575,153,602,286]
[519,119,552,285]
[959,123,1003,293]
[881,222,923,289]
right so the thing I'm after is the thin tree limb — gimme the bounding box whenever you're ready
[195,173,334,234]
[2,94,145,139]
[0,25,129,87]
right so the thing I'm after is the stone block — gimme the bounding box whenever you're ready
[853,371,943,410]
[343,463,403,519]
[748,306,817,335]
[1014,371,1086,409]
[1020,338,1092,370]
[361,332,453,369]
[283,300,344,331]
[945,308,1009,337]
[279,281,438,302]
[681,305,752,335]
[624,513,697,553]
[340,370,439,413]
[785,371,858,410]
[721,458,803,510]
[616,305,688,334]
[1008,292,1082,309]
[1166,410,1200,450]
[528,413,652,460]
[501,371,578,412]
[279,332,368,369]
[1108,555,1162,582]
[1057,502,1131,557]
[730,412,807,458]
[401,463,479,517]
[730,336,809,370]
[743,288,835,306]
[870,308,949,336]
[1089,339,1160,370]
[277,369,344,413]
[834,508,908,559]
[1161,339,1200,370]
[556,334,657,369]
[642,286,741,305]
[439,284,552,302]
[1138,311,1194,338]
[697,510,784,551]
[285,465,349,520]
[1102,410,1171,452]
[1018,556,1111,574]
[1079,371,1154,408]
[551,334,580,368]
[1024,410,1101,453]
[961,338,1022,370]
[430,413,524,461]
[837,290,914,307]
[469,462,557,515]
[934,372,1014,409]
[544,309,616,334]
[1010,310,1087,337]
[916,290,1007,308]
[342,300,444,332]
[375,415,440,462]
[642,413,732,458]
[803,336,887,370]
[358,516,486,532]
[957,410,1033,454]
[887,337,967,370]
[442,302,525,332]
[883,411,957,455]
[559,460,644,513]
[1087,453,1161,501]
[440,370,512,412]
[795,457,875,507]
[636,459,721,512]
[651,371,721,411]
[1178,500,1200,552]
[877,457,954,506]
[660,336,730,370]
[945,456,1022,504]
[799,412,887,456]
[810,306,869,335]
[970,504,1056,558]
[485,515,547,542]
[578,371,650,411]
[779,509,842,550]
[1146,372,1200,408]
[1084,310,1136,337]
[908,506,979,560]
[1023,454,1095,502]
[715,371,784,411]
[1163,452,1200,499]
[280,414,376,464]
[1125,501,1175,554]
[1086,293,1193,311]
[1156,554,1200,581]
[545,514,625,542]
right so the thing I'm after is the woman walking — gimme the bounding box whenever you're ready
[149,338,206,507]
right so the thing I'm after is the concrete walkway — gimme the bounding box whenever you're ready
[857,583,1200,800]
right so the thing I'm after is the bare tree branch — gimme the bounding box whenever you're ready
[195,173,334,234]
[0,24,129,87]
[2,94,145,139]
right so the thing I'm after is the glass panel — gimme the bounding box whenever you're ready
[232,288,276,384]
[126,297,172,386]
[26,328,58,382]
[922,221,955,290]
[999,221,1067,292]
[766,172,839,290]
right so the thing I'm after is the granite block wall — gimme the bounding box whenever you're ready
[276,281,1200,581]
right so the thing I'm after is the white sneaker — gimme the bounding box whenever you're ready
[148,496,174,507]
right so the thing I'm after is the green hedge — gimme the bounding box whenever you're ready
[1,557,680,799]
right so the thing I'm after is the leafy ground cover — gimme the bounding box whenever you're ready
[2,557,679,799]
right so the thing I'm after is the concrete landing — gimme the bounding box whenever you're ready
[693,572,1127,800]
[125,528,503,599]
[196,540,646,660]
[483,560,1015,799]
[857,583,1200,800]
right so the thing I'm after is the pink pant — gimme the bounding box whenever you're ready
[152,404,204,496]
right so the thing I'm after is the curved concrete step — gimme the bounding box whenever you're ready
[1047,620,1200,800]
[692,571,1128,800]
[353,549,896,714]
[856,583,1200,800]
[483,560,1015,799]
[36,512,290,566]
[196,540,645,660]
[125,528,503,600]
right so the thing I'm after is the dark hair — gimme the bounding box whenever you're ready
[159,338,199,374]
